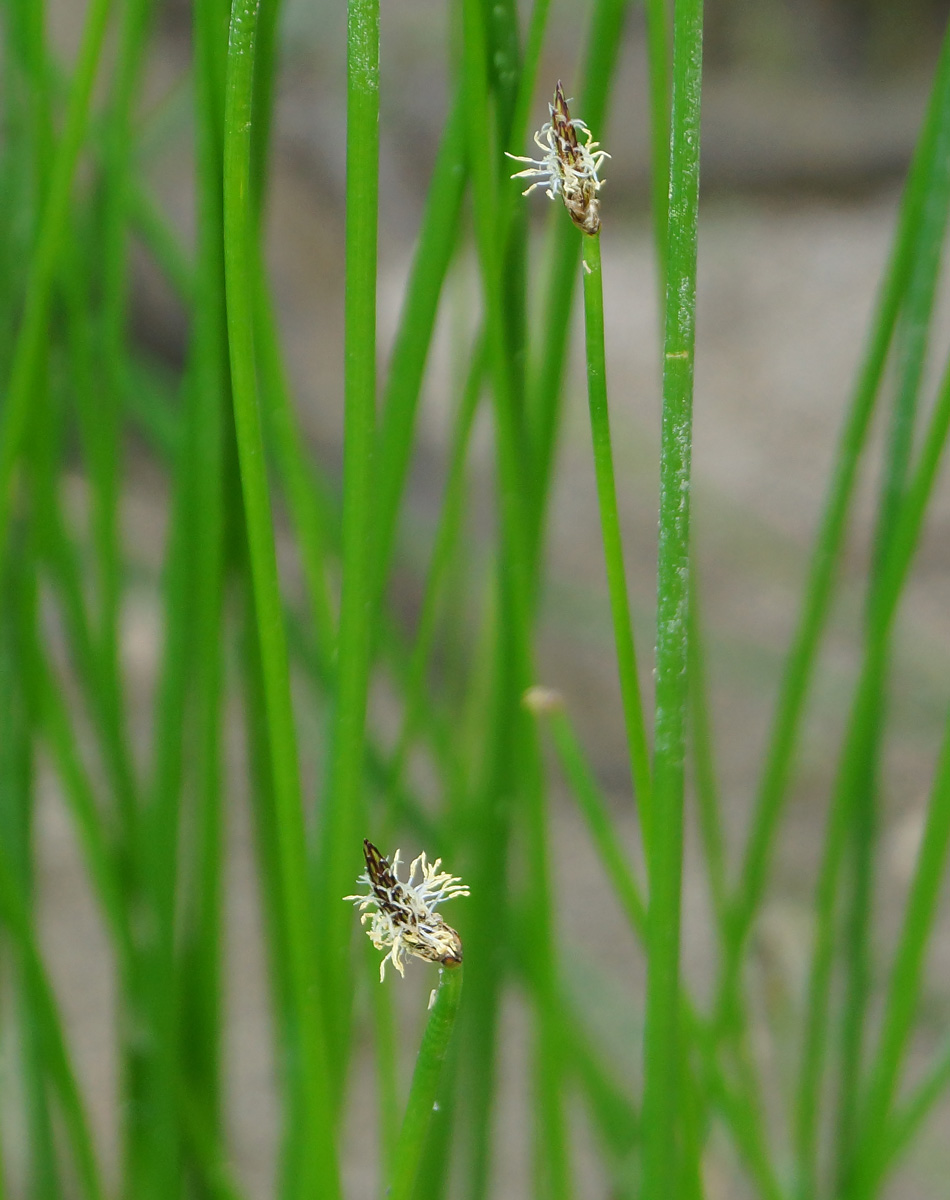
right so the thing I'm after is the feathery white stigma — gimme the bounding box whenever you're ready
[345,840,470,981]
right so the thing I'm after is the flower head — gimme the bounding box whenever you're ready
[506,81,609,235]
[345,840,470,981]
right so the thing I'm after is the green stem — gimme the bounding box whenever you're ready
[547,707,646,934]
[879,1034,950,1175]
[581,232,654,846]
[687,572,729,935]
[528,0,630,548]
[643,0,671,294]
[0,0,113,569]
[846,711,950,1199]
[317,0,380,1072]
[388,966,464,1200]
[0,840,105,1200]
[223,3,340,1196]
[177,0,230,1156]
[542,704,782,1199]
[386,338,484,805]
[372,93,467,600]
[457,5,543,1196]
[642,0,704,1195]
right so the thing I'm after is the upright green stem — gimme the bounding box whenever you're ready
[581,231,653,844]
[388,966,464,1200]
[641,1,703,1196]
[459,10,570,1198]
[643,0,671,294]
[528,0,630,544]
[177,0,230,1158]
[223,4,339,1197]
[318,0,380,1071]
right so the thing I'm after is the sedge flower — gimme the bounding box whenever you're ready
[345,840,470,981]
[506,80,609,235]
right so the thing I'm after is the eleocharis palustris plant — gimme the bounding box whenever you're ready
[346,840,468,1200]
[509,55,703,1192]
[507,79,653,864]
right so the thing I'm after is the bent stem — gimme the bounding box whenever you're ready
[388,965,464,1200]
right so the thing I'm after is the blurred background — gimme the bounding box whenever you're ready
[6,0,950,1196]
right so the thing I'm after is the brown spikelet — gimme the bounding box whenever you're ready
[346,842,470,979]
[506,82,608,235]
[552,82,601,234]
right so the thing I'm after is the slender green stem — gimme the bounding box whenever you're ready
[387,338,484,804]
[0,839,105,1200]
[223,4,340,1196]
[528,0,630,547]
[880,1034,950,1175]
[581,232,654,845]
[317,0,380,1072]
[59,249,140,851]
[95,0,151,827]
[179,1081,249,1200]
[388,966,464,1200]
[27,647,131,959]
[177,0,230,1157]
[643,0,671,293]
[687,572,729,935]
[372,93,467,600]
[541,703,782,1199]
[642,2,703,1196]
[2,553,57,1200]
[459,6,576,1194]
[520,723,575,1200]
[370,952,400,1177]
[254,260,337,656]
[846,711,950,1199]
[0,0,113,570]
[546,707,646,934]
[127,181,195,303]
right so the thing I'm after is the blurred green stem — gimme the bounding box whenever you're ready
[317,0,380,1080]
[223,2,340,1195]
[388,966,464,1200]
[0,0,113,569]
